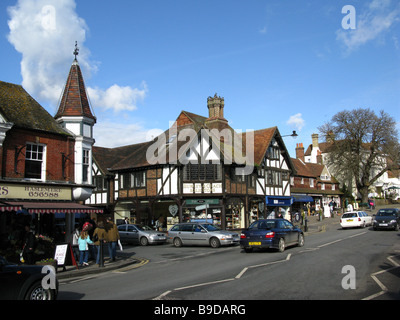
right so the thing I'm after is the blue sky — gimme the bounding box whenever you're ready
[1,0,399,157]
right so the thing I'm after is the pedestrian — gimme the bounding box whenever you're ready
[124,217,129,224]
[72,226,80,262]
[22,224,35,264]
[78,229,93,266]
[93,220,107,266]
[105,216,120,262]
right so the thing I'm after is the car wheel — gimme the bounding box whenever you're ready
[25,281,54,300]
[394,224,399,231]
[297,234,305,247]
[140,237,149,246]
[173,237,182,247]
[278,238,285,252]
[210,237,221,248]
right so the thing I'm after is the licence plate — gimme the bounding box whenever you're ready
[347,219,353,222]
[379,223,388,226]
[249,242,261,246]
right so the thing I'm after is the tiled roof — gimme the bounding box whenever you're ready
[55,60,96,122]
[95,109,295,174]
[0,80,71,136]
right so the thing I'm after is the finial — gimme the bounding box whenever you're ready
[73,41,79,60]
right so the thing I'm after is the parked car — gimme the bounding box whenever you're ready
[0,255,58,300]
[167,222,240,248]
[373,208,400,231]
[240,219,304,253]
[340,211,373,229]
[117,224,167,246]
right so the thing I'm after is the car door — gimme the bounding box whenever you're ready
[282,220,297,244]
[127,225,140,244]
[117,225,128,243]
[179,224,195,245]
[192,224,210,246]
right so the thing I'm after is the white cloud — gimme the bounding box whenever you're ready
[94,122,164,148]
[7,0,146,114]
[336,0,400,54]
[88,82,148,112]
[286,113,305,132]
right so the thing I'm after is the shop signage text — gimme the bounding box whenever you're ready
[0,184,72,200]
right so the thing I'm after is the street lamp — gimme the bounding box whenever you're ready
[281,130,298,138]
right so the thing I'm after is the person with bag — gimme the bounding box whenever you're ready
[105,216,120,262]
[93,221,107,266]
[78,230,93,266]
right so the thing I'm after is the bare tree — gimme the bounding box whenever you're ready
[319,108,400,203]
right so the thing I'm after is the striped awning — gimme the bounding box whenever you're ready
[2,201,103,214]
[0,205,23,212]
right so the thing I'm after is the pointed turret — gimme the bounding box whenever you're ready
[55,42,96,193]
[55,42,96,122]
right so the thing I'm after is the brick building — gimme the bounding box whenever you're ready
[0,50,101,257]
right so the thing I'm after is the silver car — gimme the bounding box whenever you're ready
[117,224,167,246]
[167,222,240,248]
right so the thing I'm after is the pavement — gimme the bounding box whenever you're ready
[57,204,399,280]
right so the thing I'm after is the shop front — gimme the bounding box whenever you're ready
[183,198,223,227]
[265,196,294,220]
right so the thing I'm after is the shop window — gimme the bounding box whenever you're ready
[25,143,46,180]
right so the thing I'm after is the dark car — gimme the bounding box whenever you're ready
[240,219,304,253]
[0,255,58,300]
[373,208,400,231]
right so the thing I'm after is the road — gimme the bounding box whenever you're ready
[58,225,400,301]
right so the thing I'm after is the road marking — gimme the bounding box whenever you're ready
[317,239,343,248]
[363,254,400,300]
[155,253,291,299]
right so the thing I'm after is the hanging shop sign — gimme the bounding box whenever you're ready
[0,183,72,201]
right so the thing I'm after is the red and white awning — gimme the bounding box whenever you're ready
[1,201,103,214]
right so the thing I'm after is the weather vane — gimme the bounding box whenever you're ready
[73,41,79,60]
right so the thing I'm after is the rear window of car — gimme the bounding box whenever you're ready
[342,213,357,218]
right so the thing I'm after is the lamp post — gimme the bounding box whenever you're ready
[281,130,298,138]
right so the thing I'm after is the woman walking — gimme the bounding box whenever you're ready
[78,229,93,267]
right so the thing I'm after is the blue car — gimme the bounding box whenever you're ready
[240,219,304,253]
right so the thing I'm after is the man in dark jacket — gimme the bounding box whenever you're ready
[22,224,35,264]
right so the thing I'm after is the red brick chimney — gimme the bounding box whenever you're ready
[296,143,305,161]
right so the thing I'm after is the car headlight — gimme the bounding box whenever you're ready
[373,219,377,223]
[390,220,397,224]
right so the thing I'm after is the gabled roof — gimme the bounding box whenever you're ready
[0,80,71,136]
[55,59,96,122]
[95,109,295,174]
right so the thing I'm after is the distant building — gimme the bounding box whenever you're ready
[291,143,342,213]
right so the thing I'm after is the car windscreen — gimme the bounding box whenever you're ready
[135,225,153,231]
[376,211,397,217]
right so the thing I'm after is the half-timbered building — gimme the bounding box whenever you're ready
[87,94,295,230]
